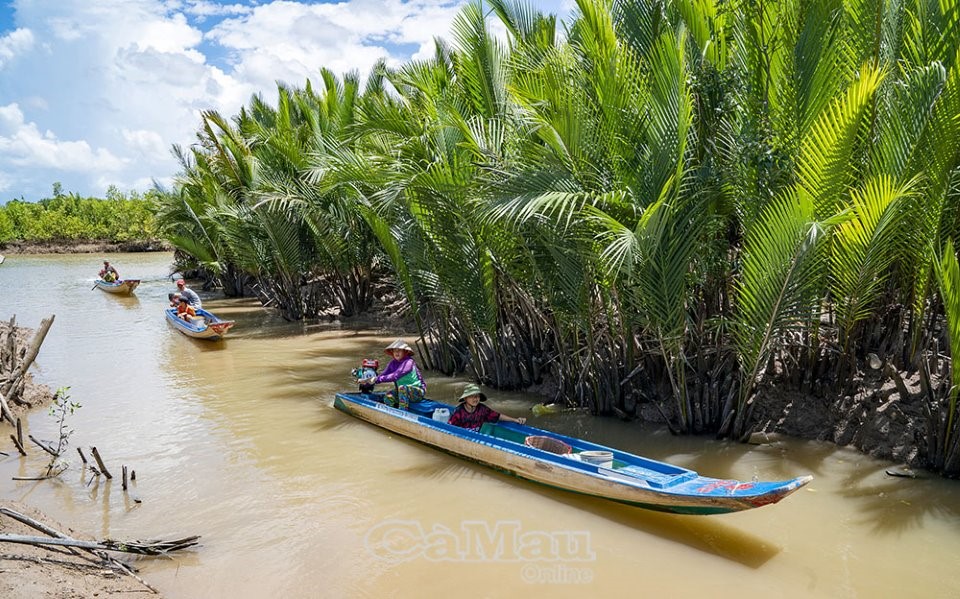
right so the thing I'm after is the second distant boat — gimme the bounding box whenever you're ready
[165,308,236,340]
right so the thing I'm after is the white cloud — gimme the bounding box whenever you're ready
[205,0,464,87]
[0,0,569,202]
[0,27,34,68]
[122,128,167,158]
[182,1,253,19]
[0,103,126,171]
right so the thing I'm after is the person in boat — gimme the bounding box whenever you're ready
[360,339,425,410]
[175,279,202,309]
[99,260,119,282]
[176,296,197,321]
[449,383,526,431]
[168,292,181,307]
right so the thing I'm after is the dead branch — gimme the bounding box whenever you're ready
[28,434,59,457]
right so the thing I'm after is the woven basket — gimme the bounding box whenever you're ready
[524,435,572,455]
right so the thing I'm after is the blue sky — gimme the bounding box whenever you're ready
[0,0,567,202]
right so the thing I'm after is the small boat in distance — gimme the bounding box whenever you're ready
[94,279,141,295]
[334,392,812,515]
[165,307,235,340]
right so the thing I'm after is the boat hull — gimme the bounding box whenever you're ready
[334,392,811,515]
[94,279,140,295]
[165,308,235,340]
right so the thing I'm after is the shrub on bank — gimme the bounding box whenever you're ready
[0,186,160,244]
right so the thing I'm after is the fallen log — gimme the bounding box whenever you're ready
[0,533,201,555]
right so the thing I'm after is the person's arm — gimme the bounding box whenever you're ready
[375,358,413,384]
[497,410,526,425]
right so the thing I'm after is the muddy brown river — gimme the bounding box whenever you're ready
[2,252,959,598]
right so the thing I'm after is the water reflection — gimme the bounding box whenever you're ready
[94,292,141,310]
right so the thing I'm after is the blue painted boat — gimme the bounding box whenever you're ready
[94,279,140,295]
[165,308,235,340]
[334,392,812,515]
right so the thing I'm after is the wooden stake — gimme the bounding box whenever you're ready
[90,446,112,479]
[122,465,128,491]
[130,469,136,480]
[16,417,23,447]
[76,447,87,464]
[9,434,26,456]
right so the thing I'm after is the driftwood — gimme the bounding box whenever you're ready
[0,508,175,595]
[0,533,201,555]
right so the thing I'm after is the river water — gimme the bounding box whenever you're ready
[1,252,959,598]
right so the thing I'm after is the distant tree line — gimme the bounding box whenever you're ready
[0,184,159,244]
[155,0,960,474]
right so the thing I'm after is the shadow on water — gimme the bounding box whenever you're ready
[686,435,960,536]
[330,411,781,570]
[837,471,960,535]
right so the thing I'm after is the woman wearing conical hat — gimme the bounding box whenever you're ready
[360,339,426,410]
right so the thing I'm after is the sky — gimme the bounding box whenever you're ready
[0,0,568,202]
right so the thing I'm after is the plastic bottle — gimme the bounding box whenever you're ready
[532,403,562,417]
[432,408,450,423]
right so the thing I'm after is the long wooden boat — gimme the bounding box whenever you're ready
[334,392,812,515]
[165,308,235,340]
[94,279,140,295]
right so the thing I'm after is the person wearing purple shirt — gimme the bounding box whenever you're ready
[360,339,426,410]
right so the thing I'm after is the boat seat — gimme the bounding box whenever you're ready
[615,466,698,488]
[408,400,450,418]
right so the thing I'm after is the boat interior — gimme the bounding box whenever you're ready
[366,393,699,488]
